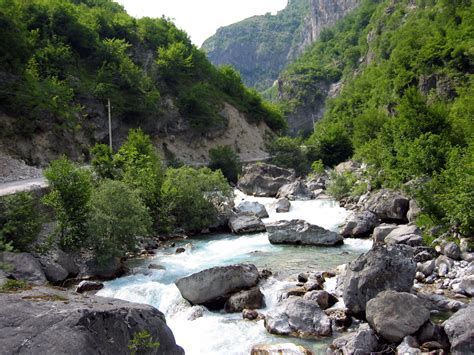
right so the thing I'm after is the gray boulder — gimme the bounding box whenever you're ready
[275,198,291,213]
[396,336,421,355]
[75,280,104,293]
[385,224,424,246]
[335,160,361,174]
[235,201,269,218]
[307,176,327,191]
[329,323,380,355]
[265,297,332,338]
[79,255,124,280]
[251,343,313,355]
[365,189,409,222]
[417,259,435,277]
[342,245,416,317]
[228,213,266,234]
[0,252,46,285]
[303,290,338,310]
[459,275,474,296]
[224,287,264,313]
[277,180,314,201]
[372,224,398,244]
[42,262,69,283]
[417,292,466,313]
[439,241,461,260]
[175,264,259,309]
[407,199,421,223]
[267,219,343,246]
[237,163,295,197]
[443,303,474,355]
[366,291,430,343]
[0,287,183,354]
[340,211,379,238]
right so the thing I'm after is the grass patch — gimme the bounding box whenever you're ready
[0,279,31,293]
[22,294,68,302]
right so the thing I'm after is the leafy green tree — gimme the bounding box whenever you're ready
[306,123,353,167]
[266,136,309,176]
[43,156,92,249]
[208,145,242,184]
[90,143,115,179]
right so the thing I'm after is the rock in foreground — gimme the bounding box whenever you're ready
[443,303,474,355]
[235,201,269,218]
[0,287,183,354]
[228,213,266,234]
[175,264,260,309]
[266,219,343,246]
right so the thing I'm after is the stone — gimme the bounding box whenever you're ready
[275,198,291,213]
[237,163,295,197]
[277,180,314,201]
[235,201,269,218]
[459,275,474,296]
[303,290,338,310]
[416,321,450,351]
[342,244,416,317]
[330,323,380,355]
[175,264,260,309]
[443,303,474,355]
[224,287,264,313]
[250,343,314,355]
[267,219,343,246]
[417,259,436,277]
[53,250,79,277]
[304,280,323,292]
[340,211,379,238]
[75,280,104,293]
[43,262,69,284]
[366,291,430,343]
[228,213,266,234]
[325,308,352,330]
[385,224,424,246]
[396,336,421,355]
[0,252,47,285]
[148,263,166,270]
[372,223,397,244]
[365,189,409,222]
[307,176,327,191]
[187,305,207,321]
[176,247,186,254]
[297,273,309,283]
[440,242,461,260]
[0,287,183,354]
[79,255,124,280]
[264,297,331,338]
[407,199,421,223]
[335,160,361,174]
[435,255,454,276]
[242,309,264,321]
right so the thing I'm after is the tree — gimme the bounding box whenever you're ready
[208,145,242,184]
[266,136,309,176]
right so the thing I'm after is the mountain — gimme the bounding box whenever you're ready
[202,0,361,92]
[0,0,285,166]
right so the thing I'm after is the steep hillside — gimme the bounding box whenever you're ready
[202,0,360,91]
[0,0,285,166]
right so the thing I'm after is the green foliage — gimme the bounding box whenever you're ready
[326,171,357,200]
[266,136,309,176]
[311,160,325,175]
[0,279,29,293]
[306,123,353,167]
[0,193,41,252]
[90,143,115,179]
[128,330,160,355]
[160,167,232,232]
[87,180,152,262]
[43,156,92,249]
[208,145,242,184]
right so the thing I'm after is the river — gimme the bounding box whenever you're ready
[98,190,372,354]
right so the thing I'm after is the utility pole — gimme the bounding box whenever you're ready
[107,98,112,151]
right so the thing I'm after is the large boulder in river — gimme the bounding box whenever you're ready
[228,213,266,234]
[235,201,269,218]
[275,198,290,213]
[366,290,430,343]
[224,287,264,313]
[266,219,343,246]
[265,297,332,338]
[443,303,474,355]
[0,252,46,285]
[277,180,314,201]
[342,244,416,318]
[365,189,409,223]
[175,264,260,309]
[340,211,379,238]
[0,287,184,354]
[237,163,295,197]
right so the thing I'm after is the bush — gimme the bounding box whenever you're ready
[128,330,160,355]
[311,160,325,175]
[0,279,29,293]
[90,143,115,179]
[326,171,357,200]
[266,136,309,176]
[0,192,41,252]
[43,157,92,249]
[88,180,152,263]
[208,145,242,184]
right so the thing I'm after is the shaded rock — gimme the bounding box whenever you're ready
[43,262,69,283]
[0,287,183,354]
[372,223,397,244]
[413,246,437,263]
[304,280,324,292]
[53,250,79,277]
[298,273,309,283]
[416,321,450,351]
[396,336,421,355]
[443,303,474,355]
[303,290,338,310]
[79,255,124,280]
[325,308,352,330]
[236,201,269,218]
[385,224,424,246]
[366,290,430,343]
[0,252,46,285]
[416,292,466,313]
[237,163,295,197]
[407,199,421,223]
[417,259,435,277]
[307,176,327,191]
[275,198,291,213]
[228,213,266,234]
[282,287,307,298]
[340,211,379,238]
[342,244,416,317]
[148,263,166,270]
[267,219,343,246]
[277,180,314,201]
[439,242,461,260]
[75,280,104,293]
[365,189,409,222]
[224,287,264,313]
[243,309,264,321]
[459,275,474,296]
[265,297,331,338]
[251,343,314,355]
[175,264,259,309]
[435,255,454,277]
[176,247,186,254]
[330,323,380,355]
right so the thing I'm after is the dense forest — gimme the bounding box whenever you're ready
[272,0,473,236]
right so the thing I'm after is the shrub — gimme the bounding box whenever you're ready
[311,160,325,175]
[0,279,29,293]
[0,192,41,252]
[88,180,152,263]
[128,330,160,355]
[326,171,357,200]
[208,145,242,184]
[266,136,309,176]
[90,143,115,179]
[43,157,92,249]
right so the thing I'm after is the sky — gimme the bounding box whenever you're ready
[114,0,288,47]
